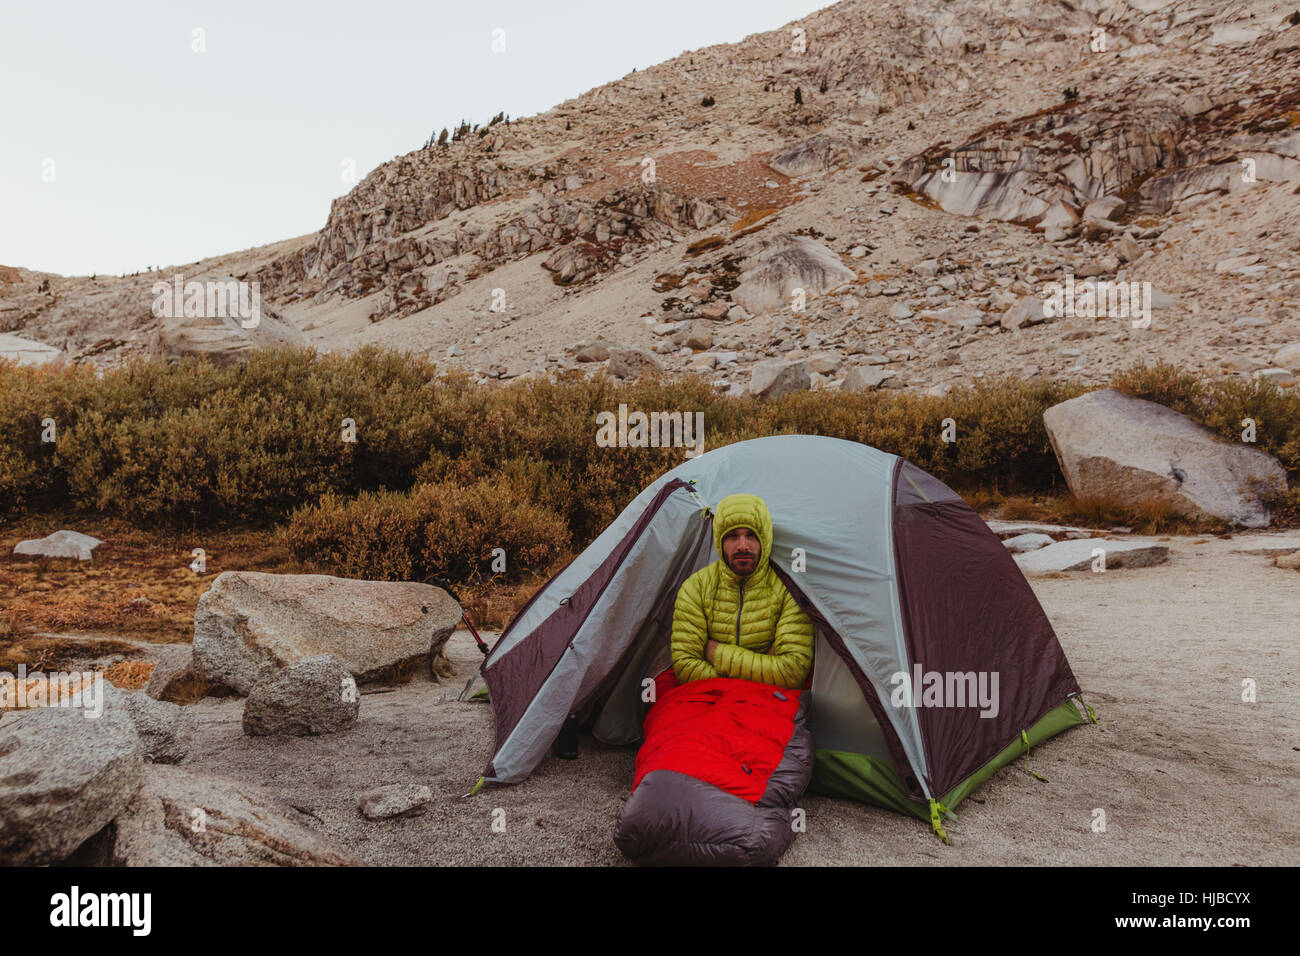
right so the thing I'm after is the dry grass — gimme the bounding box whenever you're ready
[971,490,1234,535]
[731,205,780,233]
[0,516,308,671]
[686,235,726,256]
[104,659,156,690]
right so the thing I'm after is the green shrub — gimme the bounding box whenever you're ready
[285,478,571,587]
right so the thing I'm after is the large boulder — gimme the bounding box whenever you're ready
[152,280,307,366]
[1043,390,1287,528]
[731,235,855,316]
[192,571,462,695]
[768,134,854,178]
[92,764,364,866]
[242,655,360,737]
[0,705,144,865]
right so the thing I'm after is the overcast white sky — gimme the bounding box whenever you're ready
[0,0,829,277]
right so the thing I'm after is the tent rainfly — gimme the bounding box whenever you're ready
[476,434,1096,841]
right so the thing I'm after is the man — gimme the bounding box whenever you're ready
[670,492,813,689]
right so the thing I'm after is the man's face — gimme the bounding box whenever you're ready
[722,526,760,577]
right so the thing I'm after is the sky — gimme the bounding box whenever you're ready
[0,0,830,277]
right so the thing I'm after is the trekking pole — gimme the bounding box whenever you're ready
[423,575,491,701]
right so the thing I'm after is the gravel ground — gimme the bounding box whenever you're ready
[179,531,1300,866]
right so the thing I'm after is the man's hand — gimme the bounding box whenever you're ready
[705,640,719,664]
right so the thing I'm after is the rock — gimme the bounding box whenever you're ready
[684,323,713,350]
[105,764,363,866]
[731,234,856,316]
[1075,257,1119,277]
[1219,356,1268,373]
[117,689,196,764]
[910,167,1052,224]
[1273,343,1300,370]
[1180,92,1214,116]
[1256,368,1296,386]
[727,305,751,321]
[912,259,940,277]
[1228,536,1300,557]
[922,303,985,329]
[805,353,841,375]
[574,341,610,362]
[1083,196,1127,221]
[841,365,896,390]
[768,134,853,178]
[13,530,103,561]
[358,784,434,820]
[153,284,307,366]
[1115,233,1142,263]
[193,571,462,695]
[1043,390,1288,528]
[0,333,62,367]
[1038,199,1081,233]
[1001,532,1055,553]
[1214,254,1262,274]
[0,704,144,865]
[607,347,661,380]
[1001,295,1046,330]
[1276,551,1300,570]
[1209,23,1261,45]
[690,354,718,371]
[985,519,1094,539]
[1015,538,1170,573]
[145,644,205,703]
[242,655,361,737]
[699,301,729,320]
[890,302,915,319]
[748,359,810,400]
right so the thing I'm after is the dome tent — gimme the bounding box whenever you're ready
[477,434,1096,841]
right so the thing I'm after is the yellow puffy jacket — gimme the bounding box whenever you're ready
[670,492,814,689]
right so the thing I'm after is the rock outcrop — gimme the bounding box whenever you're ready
[731,235,856,316]
[87,764,364,866]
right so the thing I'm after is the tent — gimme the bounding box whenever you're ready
[477,434,1096,841]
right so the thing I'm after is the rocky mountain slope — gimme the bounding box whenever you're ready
[4,0,1300,396]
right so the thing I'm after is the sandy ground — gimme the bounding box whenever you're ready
[177,531,1300,866]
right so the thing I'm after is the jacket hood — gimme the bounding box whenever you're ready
[712,493,773,582]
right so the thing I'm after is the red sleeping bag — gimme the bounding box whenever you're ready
[612,668,814,866]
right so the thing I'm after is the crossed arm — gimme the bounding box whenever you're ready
[670,576,814,689]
